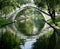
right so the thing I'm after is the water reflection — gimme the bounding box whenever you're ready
[20,30,57,49]
[20,39,36,49]
[15,8,45,36]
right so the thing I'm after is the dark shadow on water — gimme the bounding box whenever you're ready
[20,31,60,49]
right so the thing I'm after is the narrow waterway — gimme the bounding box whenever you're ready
[20,38,36,49]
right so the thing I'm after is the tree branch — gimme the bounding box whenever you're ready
[23,6,50,16]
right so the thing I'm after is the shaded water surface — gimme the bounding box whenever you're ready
[20,39,36,49]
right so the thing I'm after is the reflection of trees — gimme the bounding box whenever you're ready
[33,36,49,49]
[17,19,34,35]
[0,31,21,49]
[33,30,58,49]
[15,8,45,35]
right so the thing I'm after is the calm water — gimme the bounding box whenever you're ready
[20,38,36,49]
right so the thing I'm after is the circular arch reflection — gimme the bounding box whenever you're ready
[7,5,51,39]
[14,7,45,36]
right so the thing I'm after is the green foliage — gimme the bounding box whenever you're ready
[47,17,60,49]
[33,36,49,49]
[34,0,60,11]
[0,31,20,49]
[18,0,31,5]
[48,16,60,26]
[0,18,9,25]
[15,8,45,36]
[34,0,46,8]
[18,20,34,36]
[33,30,58,49]
[0,18,9,28]
[0,0,20,14]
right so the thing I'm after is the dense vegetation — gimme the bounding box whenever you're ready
[0,0,60,49]
[0,0,20,14]
[15,8,45,36]
[0,31,20,49]
[33,30,58,49]
[0,18,9,28]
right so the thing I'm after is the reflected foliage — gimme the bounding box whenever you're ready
[48,16,60,49]
[33,30,58,49]
[0,31,20,49]
[15,8,45,36]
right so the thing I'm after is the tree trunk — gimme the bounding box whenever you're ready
[52,10,57,26]
[48,8,57,26]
